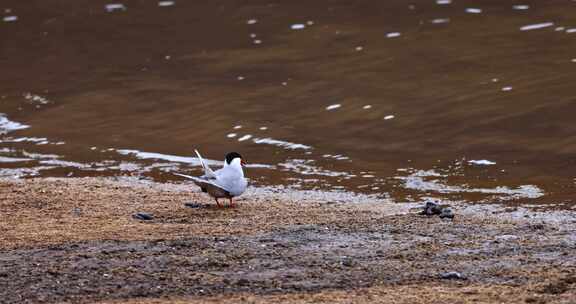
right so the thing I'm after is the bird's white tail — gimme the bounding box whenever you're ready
[195,149,216,178]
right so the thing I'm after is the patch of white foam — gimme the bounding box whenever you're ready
[0,114,29,134]
[23,93,50,105]
[238,134,252,142]
[246,19,258,25]
[291,24,305,30]
[116,149,271,169]
[326,104,341,111]
[431,18,450,24]
[105,3,126,12]
[22,151,60,159]
[323,154,350,161]
[465,8,482,14]
[39,159,89,168]
[436,0,451,4]
[397,169,544,199]
[386,32,401,38]
[362,105,372,109]
[520,22,554,31]
[158,1,175,7]
[513,5,530,10]
[468,159,496,165]
[501,86,513,91]
[0,156,32,163]
[252,137,312,150]
[384,115,395,120]
[227,133,237,138]
[3,15,17,22]
[566,28,576,34]
[279,159,353,177]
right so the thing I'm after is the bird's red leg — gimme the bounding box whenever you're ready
[215,198,222,208]
[229,198,236,208]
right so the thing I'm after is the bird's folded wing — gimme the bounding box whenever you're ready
[173,173,231,194]
[194,149,217,179]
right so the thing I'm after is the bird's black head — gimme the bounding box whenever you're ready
[225,152,243,165]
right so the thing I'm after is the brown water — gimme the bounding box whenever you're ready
[1,0,576,206]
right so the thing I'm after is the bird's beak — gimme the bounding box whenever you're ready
[241,159,247,167]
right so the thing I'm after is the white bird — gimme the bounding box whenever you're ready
[174,150,247,207]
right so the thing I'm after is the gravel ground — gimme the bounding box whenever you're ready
[0,178,575,303]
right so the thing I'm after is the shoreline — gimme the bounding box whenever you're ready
[1,177,575,303]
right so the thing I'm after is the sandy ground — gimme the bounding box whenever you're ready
[0,177,575,303]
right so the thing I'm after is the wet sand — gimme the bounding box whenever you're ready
[1,178,575,303]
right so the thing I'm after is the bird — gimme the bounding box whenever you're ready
[174,150,247,207]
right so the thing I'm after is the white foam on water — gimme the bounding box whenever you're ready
[468,159,496,165]
[23,93,50,105]
[501,86,513,91]
[279,159,353,178]
[105,3,126,12]
[386,32,401,38]
[0,156,32,163]
[0,114,29,134]
[513,5,530,10]
[397,169,544,199]
[259,126,268,130]
[291,24,305,30]
[465,8,482,14]
[238,134,252,142]
[384,115,395,120]
[520,22,554,31]
[252,137,312,150]
[326,104,341,111]
[566,28,576,33]
[431,18,450,24]
[355,46,364,51]
[226,133,237,138]
[3,15,17,22]
[253,39,262,44]
[362,105,372,109]
[436,0,451,5]
[555,26,565,31]
[246,19,258,25]
[158,1,175,7]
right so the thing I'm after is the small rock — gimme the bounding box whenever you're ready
[133,212,154,220]
[440,271,466,280]
[439,208,455,219]
[421,201,442,215]
[341,257,354,267]
[184,202,202,209]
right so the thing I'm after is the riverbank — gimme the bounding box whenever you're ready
[0,177,574,303]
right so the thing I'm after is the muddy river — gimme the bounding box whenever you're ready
[1,0,576,206]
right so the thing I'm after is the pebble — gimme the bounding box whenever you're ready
[421,201,455,219]
[439,208,455,219]
[422,201,442,215]
[133,212,154,220]
[184,202,202,209]
[440,271,467,280]
[341,257,354,267]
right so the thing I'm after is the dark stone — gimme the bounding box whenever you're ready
[184,202,202,209]
[439,208,455,219]
[133,212,154,221]
[421,201,442,216]
[440,271,466,280]
[341,257,354,267]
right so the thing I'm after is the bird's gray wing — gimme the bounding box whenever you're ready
[173,173,231,195]
[194,149,217,179]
